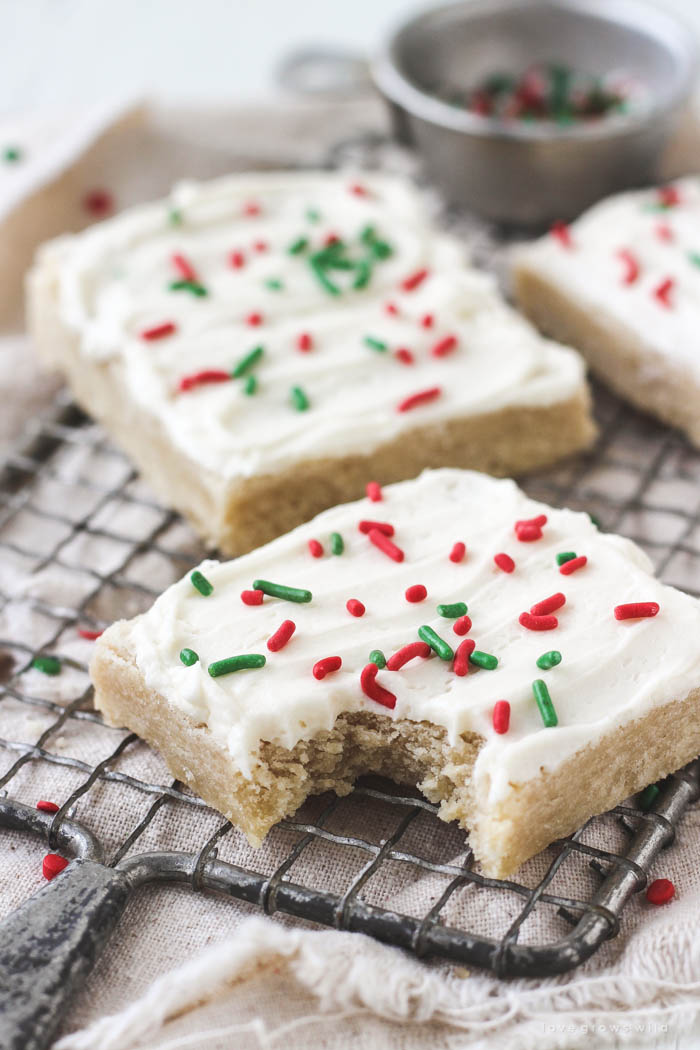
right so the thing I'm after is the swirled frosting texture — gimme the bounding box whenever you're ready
[123,469,700,802]
[42,171,584,479]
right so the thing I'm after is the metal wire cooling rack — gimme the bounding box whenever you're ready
[2,141,700,1050]
[2,386,700,1050]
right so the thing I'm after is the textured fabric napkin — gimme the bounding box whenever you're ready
[2,97,700,1050]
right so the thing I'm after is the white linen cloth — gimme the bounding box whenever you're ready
[2,97,700,1050]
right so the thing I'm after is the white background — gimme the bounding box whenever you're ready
[3,0,700,110]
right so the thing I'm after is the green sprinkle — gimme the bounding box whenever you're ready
[169,279,207,297]
[532,679,558,727]
[232,345,263,378]
[3,146,21,163]
[469,651,498,670]
[208,654,266,677]
[556,551,577,566]
[244,375,257,396]
[306,208,321,224]
[418,625,454,661]
[253,579,312,603]
[360,225,377,244]
[437,602,467,619]
[326,257,355,271]
[191,570,214,596]
[369,649,386,669]
[370,239,392,260]
[353,259,372,289]
[180,648,199,666]
[288,236,309,255]
[309,257,340,295]
[330,532,344,555]
[265,278,284,291]
[168,207,183,225]
[689,252,700,269]
[638,783,661,811]
[588,513,601,529]
[291,385,309,411]
[536,650,562,671]
[32,656,61,676]
[364,335,387,353]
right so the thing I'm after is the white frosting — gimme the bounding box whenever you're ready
[517,176,700,381]
[41,171,585,480]
[121,468,700,805]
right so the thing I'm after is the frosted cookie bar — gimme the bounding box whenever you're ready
[91,468,700,877]
[514,178,700,445]
[29,172,593,555]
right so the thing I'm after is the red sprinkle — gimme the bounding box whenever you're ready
[560,555,587,576]
[37,800,60,813]
[324,232,341,247]
[141,322,177,341]
[395,347,415,365]
[172,253,199,283]
[421,313,434,328]
[241,589,264,606]
[359,520,394,536]
[656,222,674,243]
[405,584,427,603]
[550,220,573,249]
[530,592,566,616]
[297,332,313,352]
[398,386,442,413]
[385,301,399,316]
[614,602,660,621]
[349,182,369,197]
[267,620,296,652]
[368,528,404,563]
[494,553,515,574]
[229,250,245,269]
[243,201,261,216]
[519,611,558,631]
[449,542,466,564]
[646,878,675,905]
[83,189,113,216]
[453,614,472,636]
[78,628,103,640]
[658,185,680,208]
[360,663,396,709]
[246,312,263,326]
[617,249,640,284]
[387,641,432,671]
[653,277,674,308]
[43,854,69,880]
[401,269,429,292]
[366,481,382,502]
[492,700,511,734]
[516,515,547,529]
[453,638,476,677]
[313,656,342,680]
[431,335,458,358]
[179,369,230,392]
[308,539,323,558]
[346,598,366,617]
[253,240,268,253]
[515,523,543,542]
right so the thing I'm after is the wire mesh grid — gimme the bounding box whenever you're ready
[1,378,699,979]
[2,129,700,981]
